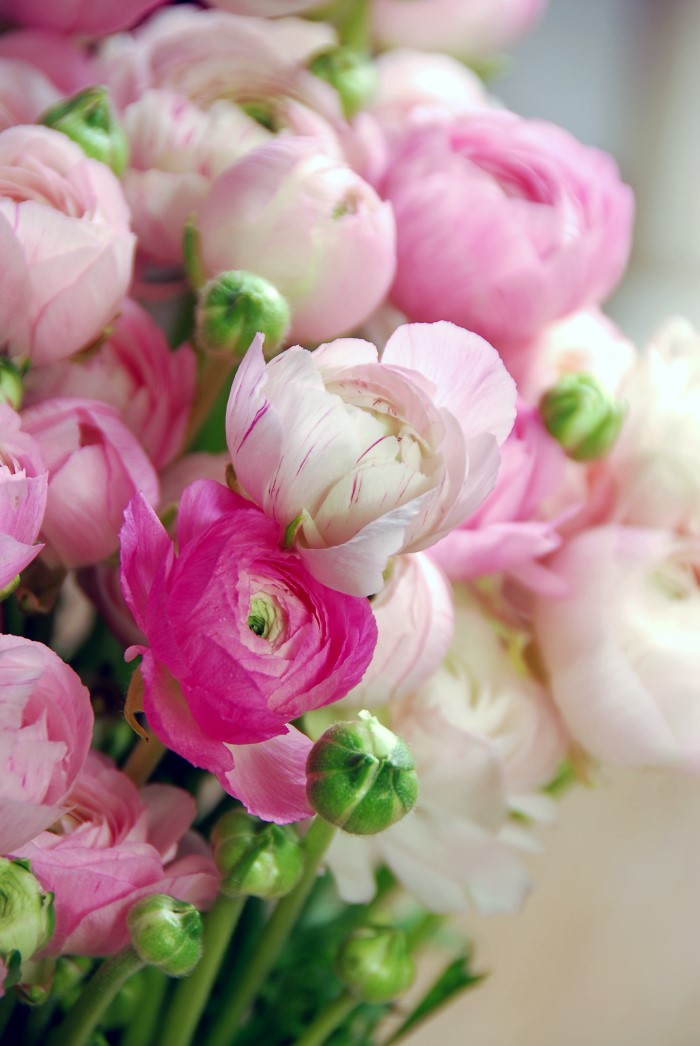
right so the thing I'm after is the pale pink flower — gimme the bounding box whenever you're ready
[21,398,159,569]
[119,480,377,822]
[0,31,96,94]
[0,635,93,855]
[196,137,396,344]
[11,751,219,957]
[0,0,167,35]
[0,126,135,366]
[0,59,60,131]
[226,322,516,596]
[0,404,47,590]
[383,111,634,346]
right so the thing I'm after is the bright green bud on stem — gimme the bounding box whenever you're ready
[195,270,290,359]
[0,358,24,410]
[212,810,303,899]
[127,895,202,978]
[310,47,377,117]
[539,372,625,461]
[306,711,418,835]
[337,926,415,1003]
[40,86,129,176]
[0,858,55,977]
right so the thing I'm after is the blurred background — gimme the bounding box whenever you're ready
[407,1,700,1043]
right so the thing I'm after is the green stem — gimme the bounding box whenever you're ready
[46,949,144,1046]
[208,818,337,1046]
[186,351,236,448]
[0,992,16,1039]
[292,992,358,1046]
[121,967,169,1046]
[158,894,245,1046]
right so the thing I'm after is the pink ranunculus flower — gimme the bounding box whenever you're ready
[25,300,196,470]
[372,0,548,59]
[21,398,159,570]
[0,404,47,590]
[0,0,168,35]
[0,32,96,95]
[0,635,93,855]
[534,526,700,772]
[0,126,135,366]
[430,399,567,592]
[0,59,60,131]
[11,751,219,957]
[226,322,517,596]
[196,137,396,344]
[119,479,378,822]
[382,111,634,346]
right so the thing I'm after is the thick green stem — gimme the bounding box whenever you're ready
[292,991,358,1046]
[121,967,169,1046]
[208,818,337,1046]
[46,949,144,1046]
[186,351,236,448]
[158,894,245,1046]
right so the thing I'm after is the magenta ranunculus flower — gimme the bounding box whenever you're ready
[119,479,378,822]
[226,322,517,596]
[0,404,47,590]
[0,635,93,855]
[383,111,634,346]
[0,0,167,35]
[11,751,219,957]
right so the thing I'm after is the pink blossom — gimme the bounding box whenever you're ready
[383,111,634,346]
[196,137,396,344]
[0,59,60,131]
[0,32,96,94]
[534,526,700,771]
[26,300,196,470]
[11,751,219,957]
[119,480,377,822]
[0,635,93,855]
[0,404,47,590]
[0,0,168,36]
[226,323,516,596]
[0,126,135,366]
[21,398,159,569]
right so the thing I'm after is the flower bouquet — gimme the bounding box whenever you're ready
[0,1,696,1044]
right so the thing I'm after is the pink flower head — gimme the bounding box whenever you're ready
[0,404,47,589]
[21,398,159,569]
[0,58,60,131]
[226,322,517,596]
[0,126,135,366]
[11,751,219,957]
[0,635,93,855]
[26,300,196,470]
[119,479,377,822]
[0,0,168,35]
[0,31,96,94]
[383,111,634,346]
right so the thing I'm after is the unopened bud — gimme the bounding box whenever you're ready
[539,373,625,461]
[40,86,129,176]
[127,895,202,977]
[306,711,418,835]
[0,358,23,410]
[337,926,415,1003]
[195,270,290,359]
[310,48,377,118]
[0,858,55,968]
[212,810,303,899]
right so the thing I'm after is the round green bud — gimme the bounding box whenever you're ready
[127,895,203,978]
[195,271,290,359]
[306,711,418,835]
[337,926,415,1003]
[539,373,626,461]
[0,858,55,967]
[40,86,129,176]
[310,47,377,118]
[212,810,303,899]
[0,358,23,410]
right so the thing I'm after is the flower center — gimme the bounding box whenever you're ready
[247,593,283,642]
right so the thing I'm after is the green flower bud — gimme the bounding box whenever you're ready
[195,270,290,359]
[212,810,303,899]
[127,895,203,978]
[310,47,377,118]
[0,858,55,967]
[539,373,625,461]
[306,711,418,835]
[40,86,129,176]
[0,358,23,410]
[337,926,415,1003]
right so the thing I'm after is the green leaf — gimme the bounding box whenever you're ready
[385,953,485,1045]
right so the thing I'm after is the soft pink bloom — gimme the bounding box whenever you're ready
[11,751,219,957]
[119,480,377,822]
[196,137,396,344]
[0,59,60,131]
[0,126,135,366]
[0,635,93,855]
[372,0,548,59]
[0,32,96,94]
[26,300,196,470]
[21,398,159,569]
[534,526,700,772]
[383,111,634,346]
[430,400,567,592]
[226,322,516,596]
[0,404,47,590]
[0,0,167,35]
